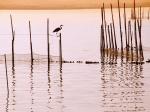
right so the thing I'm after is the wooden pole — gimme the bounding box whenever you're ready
[59,33,62,66]
[29,21,33,65]
[47,18,50,69]
[10,15,15,67]
[107,25,112,49]
[137,6,144,61]
[4,54,9,95]
[124,3,128,58]
[101,7,105,50]
[134,0,139,61]
[110,4,117,50]
[103,3,108,50]
[110,24,114,51]
[117,0,123,55]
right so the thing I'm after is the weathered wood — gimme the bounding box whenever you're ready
[101,7,105,50]
[103,3,108,49]
[124,3,128,58]
[137,6,144,61]
[134,0,138,61]
[47,18,50,69]
[110,4,117,50]
[29,21,34,65]
[110,24,114,50]
[117,0,123,55]
[59,33,62,66]
[10,15,15,67]
[107,25,112,49]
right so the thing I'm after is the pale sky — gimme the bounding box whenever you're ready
[0,0,150,9]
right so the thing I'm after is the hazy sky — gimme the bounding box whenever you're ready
[0,0,150,9]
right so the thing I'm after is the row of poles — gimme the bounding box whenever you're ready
[9,16,63,70]
[4,17,63,94]
[132,7,150,20]
[100,0,144,63]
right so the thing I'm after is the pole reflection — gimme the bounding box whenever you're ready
[11,67,16,112]
[101,59,145,112]
[29,64,34,112]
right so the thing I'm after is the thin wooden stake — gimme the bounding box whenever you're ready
[107,25,112,49]
[110,4,117,50]
[103,3,108,49]
[59,33,62,66]
[134,0,138,61]
[47,18,50,69]
[10,15,15,67]
[124,3,128,58]
[137,6,144,61]
[29,21,33,65]
[101,7,105,50]
[117,0,123,55]
[110,24,114,51]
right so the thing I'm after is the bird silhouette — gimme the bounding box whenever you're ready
[53,25,63,33]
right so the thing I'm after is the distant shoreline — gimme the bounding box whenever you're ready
[0,6,150,10]
[0,2,150,10]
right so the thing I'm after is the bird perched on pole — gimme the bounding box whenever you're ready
[53,25,63,35]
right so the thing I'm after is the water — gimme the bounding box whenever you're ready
[1,62,150,112]
[0,9,150,112]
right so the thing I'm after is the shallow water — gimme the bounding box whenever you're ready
[0,61,150,112]
[0,8,150,112]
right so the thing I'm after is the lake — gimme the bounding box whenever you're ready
[0,9,150,112]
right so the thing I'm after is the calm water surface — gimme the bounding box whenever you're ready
[0,62,150,112]
[0,9,150,112]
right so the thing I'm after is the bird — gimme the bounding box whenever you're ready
[53,25,63,33]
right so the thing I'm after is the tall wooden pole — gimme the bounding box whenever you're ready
[137,6,144,61]
[47,18,50,69]
[117,0,123,55]
[110,4,117,50]
[59,33,62,66]
[107,25,112,49]
[103,3,108,49]
[124,3,128,55]
[10,15,15,67]
[110,24,114,51]
[134,0,138,61]
[101,7,105,51]
[29,21,33,65]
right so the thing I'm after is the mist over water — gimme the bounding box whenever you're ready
[0,9,150,112]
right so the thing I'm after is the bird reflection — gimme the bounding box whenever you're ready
[101,60,145,112]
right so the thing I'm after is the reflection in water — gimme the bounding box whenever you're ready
[47,67,52,110]
[101,60,145,112]
[59,64,64,112]
[29,64,34,112]
[6,90,9,112]
[11,67,16,112]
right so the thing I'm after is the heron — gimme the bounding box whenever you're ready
[53,25,63,33]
